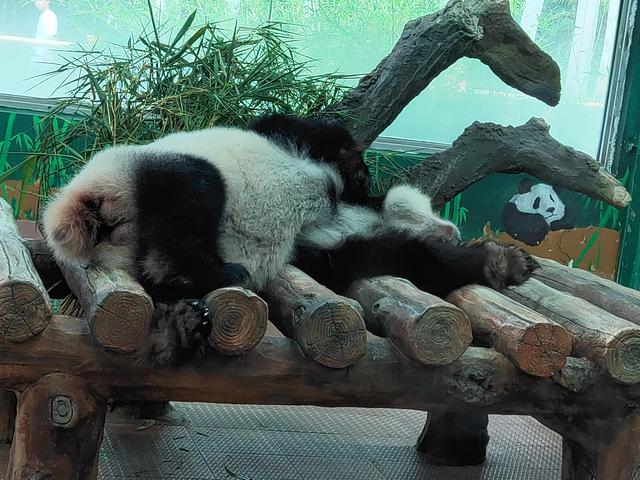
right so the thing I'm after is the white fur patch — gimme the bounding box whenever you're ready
[382,185,460,242]
[298,204,381,249]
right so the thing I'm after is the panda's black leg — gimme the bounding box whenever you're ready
[294,235,538,298]
[413,239,540,296]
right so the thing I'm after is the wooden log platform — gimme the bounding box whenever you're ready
[0,199,52,342]
[262,265,367,369]
[348,276,472,366]
[0,315,638,419]
[505,279,640,384]
[57,262,153,354]
[534,257,640,326]
[448,285,571,377]
[203,287,268,355]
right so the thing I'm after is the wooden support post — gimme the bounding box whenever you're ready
[58,262,153,353]
[0,199,52,342]
[347,276,472,366]
[263,265,367,368]
[559,415,640,480]
[448,285,571,377]
[0,391,16,443]
[505,279,640,384]
[417,411,489,466]
[203,287,268,355]
[7,373,106,480]
[534,257,640,326]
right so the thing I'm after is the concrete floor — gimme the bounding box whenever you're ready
[31,403,564,480]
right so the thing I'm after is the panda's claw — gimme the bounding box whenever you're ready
[144,299,213,367]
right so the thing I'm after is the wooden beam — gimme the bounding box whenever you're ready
[57,261,153,354]
[6,373,106,480]
[347,276,471,366]
[448,285,571,377]
[505,279,640,384]
[534,257,640,326]
[0,316,635,417]
[262,265,367,369]
[204,287,268,355]
[0,199,52,343]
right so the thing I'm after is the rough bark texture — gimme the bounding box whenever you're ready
[0,390,16,443]
[448,285,571,377]
[534,257,640,326]
[553,415,640,480]
[0,315,514,410]
[0,199,52,342]
[204,287,268,355]
[410,118,631,209]
[262,265,367,369]
[1,316,640,419]
[505,279,640,385]
[334,0,561,146]
[6,373,106,480]
[417,412,489,466]
[347,276,471,366]
[553,357,597,394]
[58,261,153,354]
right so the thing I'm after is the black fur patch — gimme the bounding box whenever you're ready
[293,233,538,298]
[132,151,244,302]
[249,113,372,205]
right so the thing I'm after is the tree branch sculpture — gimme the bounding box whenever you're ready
[328,0,630,208]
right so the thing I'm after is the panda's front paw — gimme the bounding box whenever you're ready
[144,299,213,367]
[222,263,251,287]
[483,243,539,290]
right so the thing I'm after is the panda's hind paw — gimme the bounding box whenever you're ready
[143,299,213,367]
[483,243,539,290]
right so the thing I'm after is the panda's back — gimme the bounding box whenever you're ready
[143,127,341,289]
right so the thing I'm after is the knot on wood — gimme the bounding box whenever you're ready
[51,395,74,426]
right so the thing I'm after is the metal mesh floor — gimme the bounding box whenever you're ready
[0,403,563,479]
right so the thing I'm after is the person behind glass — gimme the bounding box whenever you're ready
[33,0,58,60]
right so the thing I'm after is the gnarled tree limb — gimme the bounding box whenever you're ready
[325,0,630,208]
[334,0,561,146]
[409,118,631,209]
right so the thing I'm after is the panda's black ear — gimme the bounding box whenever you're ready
[517,178,534,194]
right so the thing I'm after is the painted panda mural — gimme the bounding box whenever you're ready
[42,115,539,366]
[502,179,575,246]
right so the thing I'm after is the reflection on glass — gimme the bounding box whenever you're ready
[0,0,622,156]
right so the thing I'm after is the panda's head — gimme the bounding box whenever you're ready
[510,180,566,226]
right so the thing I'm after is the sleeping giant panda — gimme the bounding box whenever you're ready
[43,115,538,365]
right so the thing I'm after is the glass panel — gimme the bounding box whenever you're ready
[0,0,269,97]
[271,0,621,157]
[0,1,622,157]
